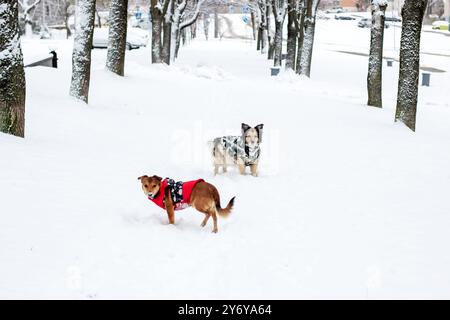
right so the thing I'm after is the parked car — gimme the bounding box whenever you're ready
[335,14,356,20]
[358,18,390,28]
[358,18,371,28]
[326,7,345,14]
[385,16,402,23]
[316,11,330,20]
[92,27,149,50]
[432,20,449,30]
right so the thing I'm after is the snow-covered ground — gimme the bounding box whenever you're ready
[1,18,450,299]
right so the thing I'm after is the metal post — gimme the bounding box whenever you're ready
[271,67,280,76]
[422,73,431,86]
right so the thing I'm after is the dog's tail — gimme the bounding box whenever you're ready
[216,196,235,217]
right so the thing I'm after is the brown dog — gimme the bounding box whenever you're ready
[138,175,235,233]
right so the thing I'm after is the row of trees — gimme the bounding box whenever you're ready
[366,0,428,131]
[17,0,113,38]
[0,0,432,137]
[252,0,320,76]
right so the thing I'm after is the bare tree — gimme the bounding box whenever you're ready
[150,0,170,63]
[33,0,75,38]
[63,0,74,38]
[271,0,287,67]
[285,0,297,69]
[69,0,95,103]
[367,0,387,108]
[295,0,306,73]
[106,0,128,76]
[267,1,275,59]
[18,0,42,36]
[297,0,320,77]
[395,0,428,131]
[214,6,219,38]
[172,0,204,61]
[0,0,26,137]
[257,0,269,53]
[161,0,173,64]
[202,12,210,40]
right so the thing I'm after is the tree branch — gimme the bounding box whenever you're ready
[180,0,205,29]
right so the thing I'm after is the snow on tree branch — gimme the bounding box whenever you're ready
[180,0,206,29]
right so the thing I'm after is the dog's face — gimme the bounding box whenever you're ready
[138,175,162,198]
[242,123,264,148]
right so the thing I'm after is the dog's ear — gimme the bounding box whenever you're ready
[138,175,148,181]
[255,124,264,142]
[152,175,163,182]
[241,123,251,134]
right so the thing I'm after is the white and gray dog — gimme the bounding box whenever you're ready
[211,123,264,176]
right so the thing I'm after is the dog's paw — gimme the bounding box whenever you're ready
[212,228,218,233]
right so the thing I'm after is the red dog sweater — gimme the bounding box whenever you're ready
[148,178,204,211]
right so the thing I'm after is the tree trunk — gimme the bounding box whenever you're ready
[65,12,72,38]
[170,21,178,62]
[214,8,219,38]
[262,28,268,54]
[203,12,209,40]
[0,0,26,137]
[258,2,268,54]
[295,3,306,73]
[298,0,319,77]
[96,9,102,28]
[367,1,387,108]
[106,0,128,76]
[257,26,262,50]
[272,0,287,66]
[286,0,297,70]
[182,28,186,45]
[150,0,163,63]
[190,22,196,39]
[162,19,172,64]
[267,3,275,59]
[273,19,283,66]
[162,1,173,65]
[395,0,428,131]
[69,0,95,103]
[251,11,256,40]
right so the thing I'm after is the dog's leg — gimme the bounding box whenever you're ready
[250,164,258,177]
[166,206,175,224]
[164,189,175,224]
[214,164,219,176]
[238,163,245,175]
[201,214,210,227]
[221,155,227,173]
[211,209,218,233]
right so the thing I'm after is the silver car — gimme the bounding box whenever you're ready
[92,27,149,50]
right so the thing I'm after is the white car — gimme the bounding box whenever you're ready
[432,20,449,30]
[92,27,149,50]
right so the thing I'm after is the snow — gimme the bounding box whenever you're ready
[372,0,388,6]
[1,17,450,299]
[0,4,8,14]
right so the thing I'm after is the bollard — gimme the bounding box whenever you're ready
[50,51,58,68]
[387,59,393,67]
[271,67,280,76]
[422,73,430,86]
